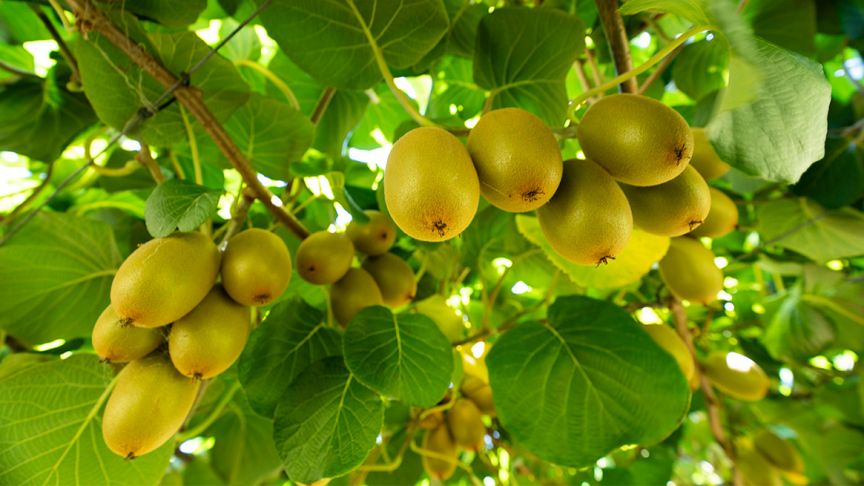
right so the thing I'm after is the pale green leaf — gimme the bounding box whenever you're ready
[671,39,728,101]
[120,0,207,27]
[762,287,836,361]
[144,180,221,238]
[618,0,710,25]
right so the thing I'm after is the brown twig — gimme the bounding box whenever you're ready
[584,48,604,88]
[66,0,309,239]
[310,87,336,125]
[637,45,681,95]
[220,188,255,246]
[29,4,80,84]
[594,0,637,93]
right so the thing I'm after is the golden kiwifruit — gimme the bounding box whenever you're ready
[329,268,383,326]
[422,424,458,481]
[690,187,739,238]
[753,429,805,476]
[461,374,495,416]
[690,128,731,180]
[466,108,563,212]
[418,411,444,430]
[701,351,769,401]
[384,127,480,241]
[221,228,291,306]
[361,253,416,307]
[415,295,464,342]
[111,232,220,328]
[460,346,489,383]
[537,158,633,265]
[102,354,200,459]
[577,94,693,186]
[737,440,782,486]
[168,286,250,380]
[92,305,162,363]
[621,165,711,237]
[346,210,396,256]
[659,237,723,304]
[447,398,486,450]
[642,324,696,384]
[295,231,354,285]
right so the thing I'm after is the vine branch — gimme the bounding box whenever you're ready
[30,3,80,84]
[594,0,637,93]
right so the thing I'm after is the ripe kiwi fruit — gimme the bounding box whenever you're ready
[753,429,804,476]
[92,305,162,363]
[361,252,416,307]
[701,351,769,401]
[221,228,291,306]
[690,187,738,238]
[577,94,693,186]
[295,231,354,285]
[537,159,633,265]
[621,165,711,237]
[346,210,396,256]
[384,127,480,241]
[466,108,563,212]
[422,424,458,481]
[111,231,220,328]
[461,374,495,416]
[641,324,696,384]
[329,268,383,326]
[659,237,723,304]
[690,128,731,180]
[446,398,486,450]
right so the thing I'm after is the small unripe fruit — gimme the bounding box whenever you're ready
[690,188,738,238]
[446,398,486,450]
[415,295,464,342]
[620,165,711,237]
[418,411,444,430]
[221,228,291,306]
[361,253,416,307]
[295,231,354,285]
[329,268,383,326]
[346,210,396,256]
[461,374,495,416]
[422,424,458,481]
[641,324,696,384]
[690,128,731,180]
[701,351,769,401]
[659,237,723,304]
[92,305,162,363]
[753,429,804,476]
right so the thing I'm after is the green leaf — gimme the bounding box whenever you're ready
[516,216,670,289]
[743,0,817,57]
[117,0,207,27]
[0,44,33,82]
[707,38,831,183]
[144,179,221,238]
[618,0,710,25]
[350,86,413,149]
[273,357,384,483]
[0,213,120,346]
[343,306,453,407]
[473,7,585,126]
[756,198,864,263]
[0,354,173,485]
[223,93,315,180]
[762,287,836,361]
[238,299,342,417]
[671,39,728,101]
[259,0,449,90]
[486,296,690,467]
[792,137,864,209]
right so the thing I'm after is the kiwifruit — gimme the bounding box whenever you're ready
[620,165,711,237]
[537,159,633,265]
[701,351,769,401]
[361,253,416,307]
[418,411,444,430]
[641,324,696,384]
[168,286,250,380]
[577,94,693,186]
[92,305,162,363]
[384,127,480,241]
[659,237,723,304]
[346,210,396,256]
[421,424,458,481]
[446,398,486,450]
[466,108,563,212]
[295,231,354,285]
[461,374,495,416]
[737,440,782,486]
[111,232,220,328]
[753,429,805,476]
[221,228,291,306]
[415,295,464,343]
[690,187,738,238]
[690,128,731,180]
[329,268,383,326]
[102,354,200,459]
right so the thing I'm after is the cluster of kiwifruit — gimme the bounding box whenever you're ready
[383,94,740,304]
[92,228,291,459]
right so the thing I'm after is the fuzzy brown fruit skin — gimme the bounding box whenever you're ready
[329,268,384,326]
[422,424,458,481]
[659,237,723,304]
[447,398,486,450]
[701,351,769,401]
[361,253,416,307]
[346,210,396,256]
[168,286,250,380]
[577,94,694,186]
[221,228,292,306]
[384,127,480,242]
[690,128,731,180]
[621,165,711,237]
[641,324,696,384]
[102,354,200,459]
[111,232,221,328]
[461,374,495,416]
[537,159,633,265]
[295,231,354,285]
[92,305,162,363]
[690,187,739,238]
[466,108,563,212]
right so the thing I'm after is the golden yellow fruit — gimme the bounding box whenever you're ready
[701,351,769,401]
[577,94,693,186]
[221,228,292,306]
[422,424,458,481]
[621,165,711,237]
[111,232,220,328]
[102,354,200,458]
[642,324,695,384]
[690,187,739,238]
[346,210,397,256]
[690,128,731,180]
[753,429,805,475]
[361,253,417,307]
[461,374,495,416]
[466,108,563,212]
[330,268,383,326]
[537,159,633,265]
[460,346,489,383]
[168,286,250,380]
[659,237,723,304]
[415,295,464,342]
[447,398,486,450]
[384,127,480,241]
[418,411,444,430]
[689,365,702,391]
[737,441,782,486]
[92,305,163,363]
[295,231,354,285]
